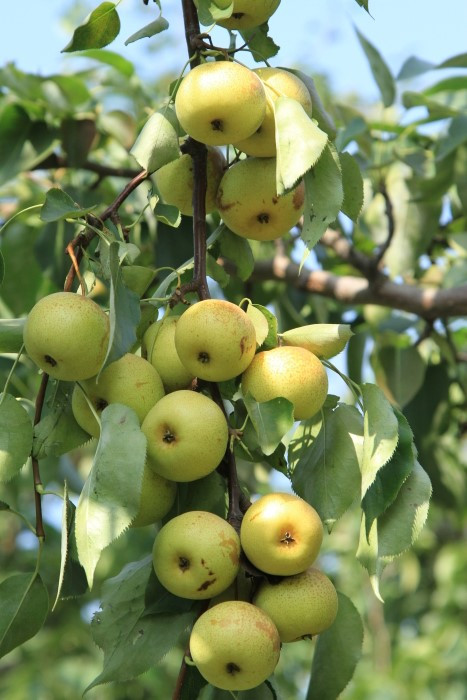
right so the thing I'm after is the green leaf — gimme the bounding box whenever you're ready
[0,250,4,287]
[357,461,431,599]
[87,557,197,689]
[362,410,415,537]
[435,115,467,161]
[301,145,343,249]
[361,384,399,499]
[169,471,227,520]
[250,303,278,350]
[243,393,294,456]
[0,103,30,185]
[354,0,370,12]
[438,52,467,69]
[283,69,337,139]
[371,345,426,408]
[62,2,121,52]
[289,404,363,531]
[32,381,90,459]
[75,404,147,588]
[180,665,207,700]
[74,48,134,76]
[130,107,180,173]
[195,0,234,26]
[102,241,142,369]
[275,97,328,195]
[339,152,364,222]
[125,16,169,45]
[206,253,230,288]
[55,490,88,602]
[306,592,364,700]
[397,56,434,80]
[154,200,182,227]
[0,394,33,483]
[199,680,281,699]
[0,573,49,659]
[0,318,26,353]
[355,28,395,107]
[218,228,254,281]
[40,188,95,222]
[144,569,198,615]
[239,23,280,63]
[246,303,270,347]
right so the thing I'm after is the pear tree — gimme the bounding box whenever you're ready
[0,0,466,698]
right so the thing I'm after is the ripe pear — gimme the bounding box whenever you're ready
[240,492,323,576]
[217,157,305,241]
[241,345,328,420]
[23,292,109,381]
[235,67,312,157]
[154,147,226,216]
[279,323,353,359]
[152,511,240,599]
[215,0,281,29]
[174,299,256,382]
[142,316,194,393]
[254,567,338,642]
[130,460,177,528]
[189,601,280,691]
[71,353,165,438]
[175,61,266,146]
[141,389,228,482]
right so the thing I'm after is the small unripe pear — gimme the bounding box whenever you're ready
[142,316,194,392]
[175,62,267,146]
[130,461,177,527]
[154,147,226,216]
[23,292,109,381]
[217,157,305,241]
[215,0,281,29]
[241,345,328,420]
[189,601,280,691]
[254,567,338,642]
[280,323,353,359]
[174,299,257,382]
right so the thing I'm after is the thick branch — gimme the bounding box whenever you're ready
[225,254,467,320]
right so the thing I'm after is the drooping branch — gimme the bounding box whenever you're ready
[223,254,467,320]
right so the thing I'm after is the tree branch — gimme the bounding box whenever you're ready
[223,254,467,320]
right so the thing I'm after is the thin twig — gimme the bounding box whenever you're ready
[31,373,49,539]
[373,181,396,267]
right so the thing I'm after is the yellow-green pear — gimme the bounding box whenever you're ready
[217,157,305,241]
[71,353,165,438]
[189,601,280,691]
[142,316,194,392]
[215,0,281,29]
[141,390,228,482]
[174,299,256,382]
[23,292,109,381]
[234,67,312,157]
[240,492,323,576]
[254,567,338,642]
[152,511,240,599]
[280,323,354,359]
[130,460,177,528]
[154,147,226,216]
[175,62,266,146]
[241,345,328,420]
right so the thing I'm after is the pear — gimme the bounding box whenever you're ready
[71,353,165,438]
[142,316,194,392]
[280,323,354,359]
[174,299,256,382]
[130,460,177,528]
[240,492,323,576]
[217,157,305,241]
[152,510,240,599]
[189,601,280,691]
[254,567,339,642]
[215,0,281,29]
[23,292,109,381]
[154,147,226,216]
[141,389,228,482]
[241,345,328,420]
[235,67,312,157]
[175,61,266,146]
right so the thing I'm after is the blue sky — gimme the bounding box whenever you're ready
[1,0,466,100]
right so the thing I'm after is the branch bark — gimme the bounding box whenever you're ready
[224,254,467,320]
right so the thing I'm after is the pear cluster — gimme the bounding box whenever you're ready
[154,4,312,243]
